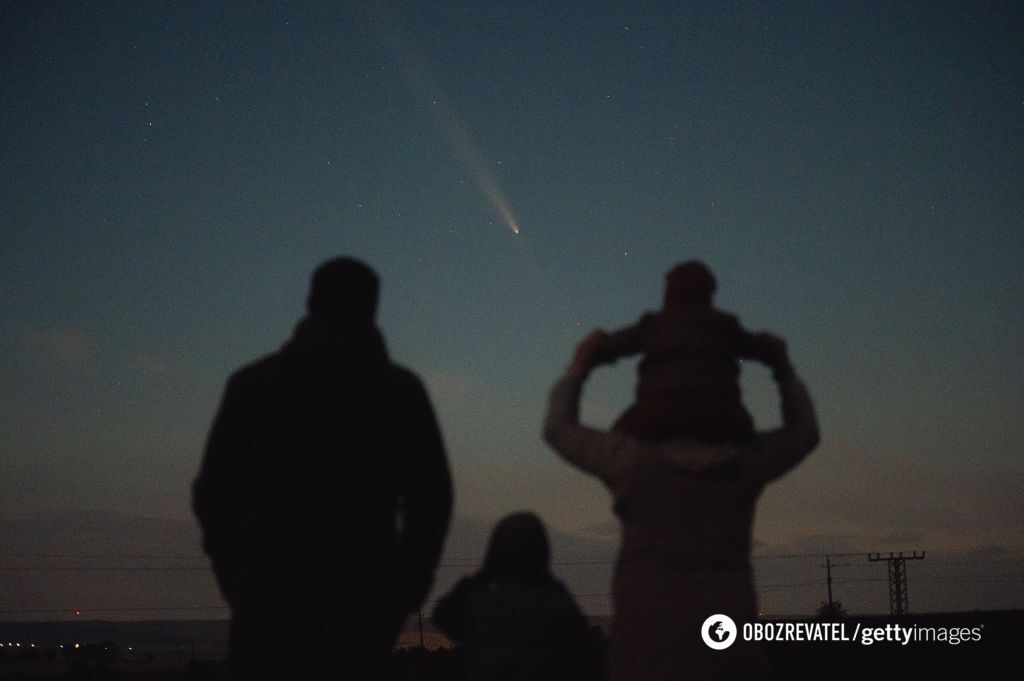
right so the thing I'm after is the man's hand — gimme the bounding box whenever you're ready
[752,332,785,365]
[571,330,609,371]
[753,332,795,379]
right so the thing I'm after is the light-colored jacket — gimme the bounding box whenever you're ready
[543,360,819,681]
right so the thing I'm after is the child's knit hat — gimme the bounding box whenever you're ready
[664,260,716,308]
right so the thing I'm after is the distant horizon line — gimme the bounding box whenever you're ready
[3,608,1022,625]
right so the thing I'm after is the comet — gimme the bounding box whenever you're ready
[382,30,521,235]
[431,95,521,235]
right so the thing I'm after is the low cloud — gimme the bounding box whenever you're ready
[126,353,177,376]
[0,509,204,559]
[23,328,95,366]
[425,370,475,410]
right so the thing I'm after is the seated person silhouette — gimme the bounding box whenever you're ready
[433,512,592,681]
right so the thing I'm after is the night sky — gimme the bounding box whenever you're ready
[2,1,1022,620]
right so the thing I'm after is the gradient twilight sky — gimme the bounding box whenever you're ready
[2,1,1022,619]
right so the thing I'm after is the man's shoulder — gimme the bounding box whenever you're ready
[380,361,422,384]
[224,352,428,405]
[225,351,289,388]
[378,363,430,400]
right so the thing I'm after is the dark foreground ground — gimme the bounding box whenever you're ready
[1,611,1019,680]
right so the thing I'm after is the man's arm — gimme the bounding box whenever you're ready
[746,335,821,482]
[543,359,638,490]
[431,577,472,639]
[393,374,453,614]
[733,324,767,361]
[545,330,743,486]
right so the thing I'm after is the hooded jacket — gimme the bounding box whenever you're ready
[193,316,452,620]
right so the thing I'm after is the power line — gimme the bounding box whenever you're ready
[3,555,1023,573]
[0,567,210,572]
[0,606,229,614]
[4,548,1021,564]
[1,575,1018,616]
[1,554,210,560]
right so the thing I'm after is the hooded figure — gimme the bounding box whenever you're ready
[433,512,593,681]
[193,257,453,678]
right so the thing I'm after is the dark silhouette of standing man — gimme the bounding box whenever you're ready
[193,257,453,678]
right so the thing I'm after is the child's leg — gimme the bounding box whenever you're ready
[613,400,706,442]
[694,401,755,444]
[613,397,754,444]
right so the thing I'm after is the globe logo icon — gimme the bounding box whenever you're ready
[701,614,738,650]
